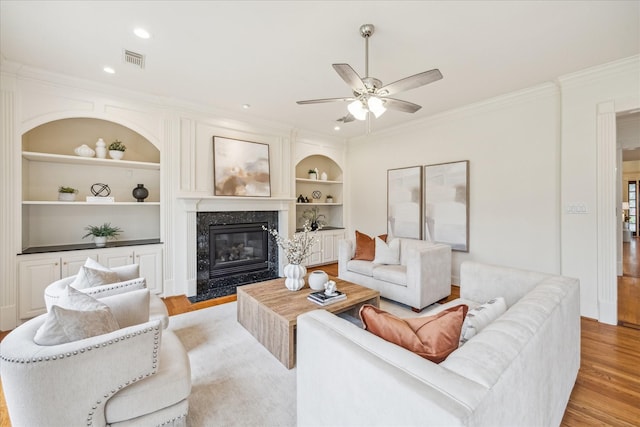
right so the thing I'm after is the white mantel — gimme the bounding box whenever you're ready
[178,195,294,297]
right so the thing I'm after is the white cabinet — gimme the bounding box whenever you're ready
[302,229,345,267]
[17,244,163,320]
[18,251,97,319]
[98,245,163,294]
[322,230,345,264]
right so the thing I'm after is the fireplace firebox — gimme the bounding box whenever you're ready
[210,223,268,277]
[193,211,279,302]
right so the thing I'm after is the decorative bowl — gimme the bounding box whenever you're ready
[74,144,95,157]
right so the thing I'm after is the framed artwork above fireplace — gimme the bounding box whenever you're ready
[213,136,271,197]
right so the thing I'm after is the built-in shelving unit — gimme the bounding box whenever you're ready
[21,118,161,252]
[295,154,345,267]
[295,155,344,230]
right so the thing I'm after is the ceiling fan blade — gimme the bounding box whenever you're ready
[336,113,356,123]
[297,97,355,105]
[332,63,366,93]
[383,98,422,114]
[377,69,443,96]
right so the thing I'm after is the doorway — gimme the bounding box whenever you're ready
[618,111,640,328]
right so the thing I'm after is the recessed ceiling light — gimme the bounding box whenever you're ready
[242,104,251,109]
[334,126,341,131]
[103,66,115,74]
[134,28,151,39]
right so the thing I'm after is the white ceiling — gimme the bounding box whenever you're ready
[1,1,639,139]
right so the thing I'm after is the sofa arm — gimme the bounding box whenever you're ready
[1,315,163,427]
[338,238,355,277]
[297,310,485,426]
[405,243,452,309]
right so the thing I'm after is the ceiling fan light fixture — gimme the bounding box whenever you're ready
[348,99,368,120]
[367,96,386,118]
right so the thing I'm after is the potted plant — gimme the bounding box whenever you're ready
[308,169,317,180]
[108,140,126,160]
[82,222,123,247]
[325,194,334,203]
[58,186,78,202]
[302,206,327,231]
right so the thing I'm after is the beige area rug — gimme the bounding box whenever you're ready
[169,298,431,426]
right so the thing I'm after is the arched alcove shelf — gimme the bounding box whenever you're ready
[294,154,344,230]
[21,118,161,252]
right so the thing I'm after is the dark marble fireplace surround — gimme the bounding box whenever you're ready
[192,211,279,302]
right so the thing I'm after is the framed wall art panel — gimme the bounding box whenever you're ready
[213,137,271,197]
[424,160,469,251]
[387,166,422,239]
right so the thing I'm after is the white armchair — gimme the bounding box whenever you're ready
[44,263,169,329]
[338,237,451,311]
[1,289,191,426]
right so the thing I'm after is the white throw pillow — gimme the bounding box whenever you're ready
[34,285,120,345]
[101,288,150,328]
[459,297,507,346]
[72,258,119,289]
[373,237,400,265]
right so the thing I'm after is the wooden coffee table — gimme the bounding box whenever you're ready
[237,276,379,369]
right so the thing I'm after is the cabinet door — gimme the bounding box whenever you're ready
[135,246,163,294]
[61,253,96,278]
[322,231,345,263]
[19,257,61,319]
[98,248,135,268]
[305,239,323,266]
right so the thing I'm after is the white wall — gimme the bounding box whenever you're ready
[559,56,640,322]
[347,84,561,283]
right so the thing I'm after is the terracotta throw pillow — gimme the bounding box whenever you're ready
[352,230,388,261]
[359,304,469,363]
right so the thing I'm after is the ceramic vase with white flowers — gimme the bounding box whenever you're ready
[263,220,321,291]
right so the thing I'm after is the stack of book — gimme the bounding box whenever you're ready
[307,290,346,306]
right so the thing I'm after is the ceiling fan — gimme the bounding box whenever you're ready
[297,24,443,123]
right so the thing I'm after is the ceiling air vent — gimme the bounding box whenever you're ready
[123,49,145,69]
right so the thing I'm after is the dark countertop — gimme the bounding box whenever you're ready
[295,226,345,232]
[20,238,162,255]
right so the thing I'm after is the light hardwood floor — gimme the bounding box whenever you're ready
[1,263,639,426]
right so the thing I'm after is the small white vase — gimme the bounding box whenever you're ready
[308,270,329,291]
[320,171,328,181]
[94,236,107,247]
[109,150,124,160]
[95,138,107,159]
[283,263,306,291]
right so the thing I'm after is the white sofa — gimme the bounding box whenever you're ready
[297,261,580,427]
[338,237,451,311]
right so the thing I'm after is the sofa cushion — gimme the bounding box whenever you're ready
[359,304,468,363]
[72,258,140,289]
[346,259,377,277]
[72,266,120,289]
[353,230,387,261]
[34,286,120,345]
[372,264,407,286]
[373,237,400,265]
[459,297,507,346]
[101,288,151,328]
[105,330,192,424]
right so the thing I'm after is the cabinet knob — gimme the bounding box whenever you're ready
[54,262,59,266]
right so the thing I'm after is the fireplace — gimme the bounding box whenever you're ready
[210,223,268,277]
[193,211,279,302]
